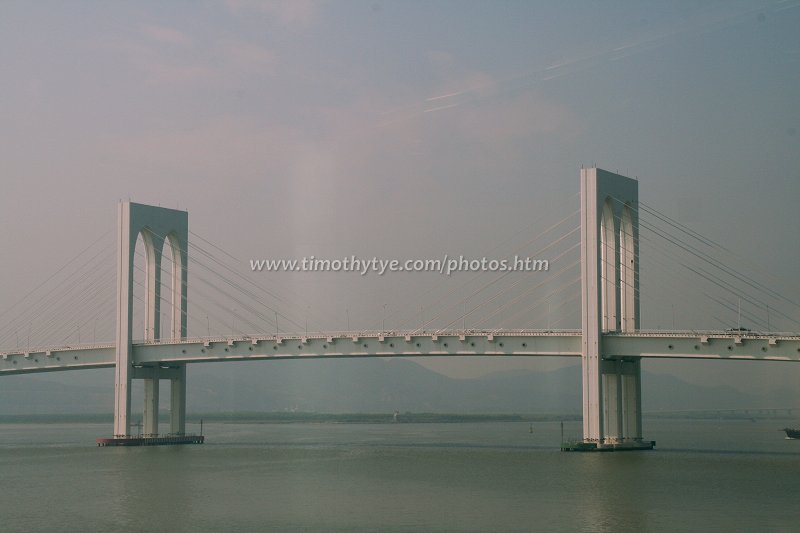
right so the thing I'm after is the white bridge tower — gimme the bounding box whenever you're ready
[114,202,188,438]
[580,168,648,448]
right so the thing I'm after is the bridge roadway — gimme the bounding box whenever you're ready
[2,329,800,375]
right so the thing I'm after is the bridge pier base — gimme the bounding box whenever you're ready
[126,364,186,438]
[601,358,643,443]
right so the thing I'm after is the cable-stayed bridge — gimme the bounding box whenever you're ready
[2,168,798,450]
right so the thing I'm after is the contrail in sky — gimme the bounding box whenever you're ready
[377,0,799,124]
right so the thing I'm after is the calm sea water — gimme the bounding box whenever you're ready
[1,419,799,532]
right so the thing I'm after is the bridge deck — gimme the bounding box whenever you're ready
[2,329,800,375]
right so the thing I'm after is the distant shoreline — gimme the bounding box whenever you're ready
[0,412,579,424]
[0,411,794,424]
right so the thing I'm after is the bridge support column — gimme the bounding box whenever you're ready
[622,359,642,440]
[112,202,188,438]
[113,368,131,438]
[170,365,186,435]
[600,358,642,442]
[143,371,160,437]
[579,168,650,450]
[601,360,623,441]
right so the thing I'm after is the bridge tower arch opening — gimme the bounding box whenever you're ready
[619,204,638,333]
[580,168,644,446]
[129,229,161,437]
[600,199,618,333]
[114,202,188,438]
[162,232,187,341]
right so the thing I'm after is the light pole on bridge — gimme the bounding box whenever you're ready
[737,297,746,330]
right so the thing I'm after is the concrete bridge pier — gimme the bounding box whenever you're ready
[133,364,186,437]
[170,364,187,435]
[143,367,159,437]
[600,358,642,443]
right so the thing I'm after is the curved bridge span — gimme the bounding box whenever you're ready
[4,329,800,375]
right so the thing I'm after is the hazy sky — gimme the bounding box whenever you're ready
[1,1,799,391]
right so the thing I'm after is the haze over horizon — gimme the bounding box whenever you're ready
[1,1,799,400]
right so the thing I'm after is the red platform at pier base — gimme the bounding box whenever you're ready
[96,435,204,447]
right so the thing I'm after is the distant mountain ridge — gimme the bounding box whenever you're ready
[0,358,795,415]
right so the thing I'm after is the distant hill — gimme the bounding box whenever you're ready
[188,358,582,414]
[0,358,795,415]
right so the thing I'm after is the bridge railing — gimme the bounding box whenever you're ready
[613,329,800,339]
[0,342,116,357]
[133,328,584,346]
[5,329,800,355]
